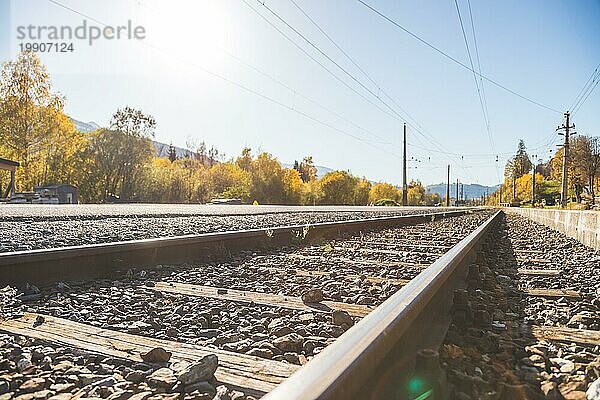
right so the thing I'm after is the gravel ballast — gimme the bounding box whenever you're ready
[0,206,462,253]
[440,213,600,400]
[0,211,492,399]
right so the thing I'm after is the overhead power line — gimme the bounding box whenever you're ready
[287,0,448,155]
[46,0,403,160]
[570,63,600,116]
[252,0,408,124]
[453,0,500,183]
[136,0,396,148]
[255,0,477,181]
[357,0,562,114]
[241,0,408,126]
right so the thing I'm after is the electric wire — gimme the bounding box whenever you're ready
[136,0,397,148]
[571,64,600,116]
[46,0,404,161]
[357,0,562,114]
[259,0,476,181]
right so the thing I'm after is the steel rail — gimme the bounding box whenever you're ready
[0,209,475,286]
[263,210,502,400]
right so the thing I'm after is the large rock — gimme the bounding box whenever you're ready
[301,289,324,303]
[177,355,219,385]
[550,358,576,373]
[141,347,171,364]
[148,368,177,389]
[588,378,600,400]
[273,333,304,353]
[19,378,45,393]
[331,310,354,327]
[184,381,216,397]
[246,348,273,359]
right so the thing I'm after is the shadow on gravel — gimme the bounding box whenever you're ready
[440,212,547,400]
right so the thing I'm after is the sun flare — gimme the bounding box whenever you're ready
[138,0,231,70]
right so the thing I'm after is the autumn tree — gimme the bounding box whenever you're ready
[319,171,358,205]
[168,143,177,162]
[353,178,371,205]
[0,51,77,190]
[282,168,303,204]
[407,180,426,205]
[369,183,399,204]
[208,161,250,201]
[85,107,155,201]
[302,180,322,205]
[294,156,318,182]
[236,147,253,171]
[250,152,285,203]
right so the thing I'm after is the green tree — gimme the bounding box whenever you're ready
[505,140,532,180]
[105,107,156,201]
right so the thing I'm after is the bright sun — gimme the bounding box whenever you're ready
[137,0,230,71]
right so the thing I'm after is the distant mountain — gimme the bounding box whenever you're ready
[281,163,334,178]
[71,117,190,159]
[153,141,189,159]
[426,183,500,199]
[70,118,100,133]
[70,119,495,192]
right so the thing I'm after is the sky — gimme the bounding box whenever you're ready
[0,0,599,186]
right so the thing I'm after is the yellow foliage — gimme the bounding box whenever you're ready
[319,171,358,205]
[369,183,399,203]
[282,168,303,204]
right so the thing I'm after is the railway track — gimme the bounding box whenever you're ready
[2,209,595,399]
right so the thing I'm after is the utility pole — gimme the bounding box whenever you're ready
[402,123,408,206]
[531,154,537,207]
[558,112,575,208]
[446,165,450,207]
[456,179,459,206]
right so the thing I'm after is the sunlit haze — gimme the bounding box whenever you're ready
[1,0,599,186]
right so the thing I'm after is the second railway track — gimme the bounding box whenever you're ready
[1,209,508,399]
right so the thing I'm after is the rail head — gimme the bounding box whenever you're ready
[0,209,474,265]
[263,210,502,400]
[0,210,479,288]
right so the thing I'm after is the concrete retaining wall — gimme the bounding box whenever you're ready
[506,208,600,250]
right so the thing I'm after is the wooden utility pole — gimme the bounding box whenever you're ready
[558,112,575,208]
[446,165,450,206]
[531,154,537,207]
[456,179,459,206]
[402,123,408,206]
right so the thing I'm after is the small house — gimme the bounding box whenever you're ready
[34,184,78,204]
[0,157,19,198]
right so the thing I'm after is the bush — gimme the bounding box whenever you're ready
[373,198,399,206]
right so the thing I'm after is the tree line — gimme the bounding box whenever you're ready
[0,52,442,206]
[491,135,600,207]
